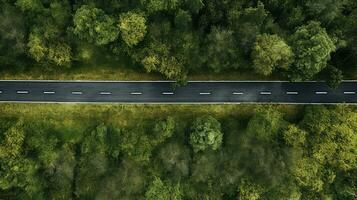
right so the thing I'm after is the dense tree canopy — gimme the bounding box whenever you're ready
[189,115,223,152]
[252,34,294,76]
[0,104,356,199]
[119,12,147,47]
[289,21,336,81]
[145,177,182,200]
[73,5,118,46]
[1,0,357,84]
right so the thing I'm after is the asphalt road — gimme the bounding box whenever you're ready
[0,80,356,104]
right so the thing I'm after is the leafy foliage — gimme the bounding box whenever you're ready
[145,177,182,200]
[0,105,356,199]
[289,21,336,81]
[73,5,118,45]
[252,34,294,76]
[325,65,343,89]
[119,12,147,47]
[2,0,357,81]
[189,115,223,152]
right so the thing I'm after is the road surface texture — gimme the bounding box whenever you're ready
[0,80,356,104]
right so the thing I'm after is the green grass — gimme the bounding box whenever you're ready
[0,63,280,81]
[0,104,303,128]
[0,46,281,81]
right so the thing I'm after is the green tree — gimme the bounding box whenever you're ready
[252,34,294,76]
[141,42,185,80]
[95,159,145,199]
[152,116,175,145]
[47,144,76,200]
[290,157,327,192]
[228,2,270,51]
[191,151,220,183]
[0,119,43,198]
[237,178,264,200]
[119,127,153,163]
[325,65,343,89]
[205,27,241,72]
[80,123,108,155]
[27,28,72,67]
[246,106,286,142]
[282,124,307,147]
[158,142,191,177]
[25,122,59,167]
[118,118,175,163]
[141,0,183,13]
[49,1,71,27]
[27,32,47,62]
[175,10,192,31]
[189,115,223,152]
[290,21,336,81]
[185,0,203,13]
[73,5,118,45]
[304,0,347,24]
[0,119,25,158]
[289,106,357,193]
[0,4,26,67]
[15,0,43,12]
[119,12,147,47]
[75,124,111,198]
[48,42,72,67]
[145,177,182,200]
[75,153,109,198]
[333,170,357,200]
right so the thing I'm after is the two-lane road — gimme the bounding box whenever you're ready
[0,80,356,104]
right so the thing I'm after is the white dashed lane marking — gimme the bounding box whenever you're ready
[17,90,29,94]
[315,91,328,95]
[233,92,244,95]
[131,92,143,95]
[72,91,83,95]
[199,92,211,95]
[99,92,112,95]
[260,91,271,95]
[0,90,2,94]
[162,92,174,95]
[286,91,299,95]
[344,91,355,95]
[43,91,55,94]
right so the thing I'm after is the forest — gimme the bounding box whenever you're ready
[0,104,356,199]
[1,0,357,199]
[1,0,357,85]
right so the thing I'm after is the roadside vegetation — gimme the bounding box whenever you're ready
[1,0,357,199]
[0,104,356,199]
[1,1,357,84]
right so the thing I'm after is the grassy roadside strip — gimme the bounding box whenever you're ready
[0,104,303,130]
[0,66,278,81]
[0,50,279,81]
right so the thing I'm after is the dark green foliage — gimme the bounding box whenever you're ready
[157,142,191,178]
[1,105,356,199]
[73,5,118,45]
[325,65,343,89]
[189,115,223,152]
[289,21,336,81]
[252,34,294,76]
[1,0,356,81]
[0,119,43,199]
[118,117,175,163]
[119,12,147,47]
[145,177,182,200]
[205,27,241,72]
[0,4,27,68]
[246,106,286,142]
[1,0,357,197]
